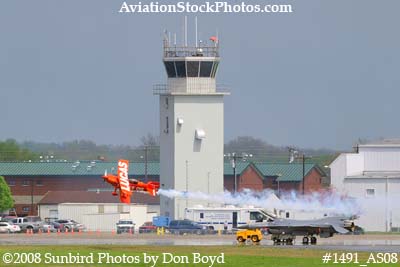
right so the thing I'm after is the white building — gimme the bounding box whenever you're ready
[156,34,228,219]
[330,139,400,231]
[38,191,159,231]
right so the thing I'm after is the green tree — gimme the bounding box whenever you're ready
[0,176,13,213]
[0,139,37,161]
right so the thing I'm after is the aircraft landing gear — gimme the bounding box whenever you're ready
[302,236,317,245]
[310,236,317,245]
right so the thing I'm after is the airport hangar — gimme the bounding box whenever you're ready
[1,161,327,217]
[330,139,400,232]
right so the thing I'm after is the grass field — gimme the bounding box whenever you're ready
[0,245,398,267]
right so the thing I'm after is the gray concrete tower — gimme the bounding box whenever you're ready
[155,33,228,219]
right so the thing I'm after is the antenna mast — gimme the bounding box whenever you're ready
[195,16,198,47]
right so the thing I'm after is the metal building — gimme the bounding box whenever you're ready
[155,31,228,219]
[330,139,400,231]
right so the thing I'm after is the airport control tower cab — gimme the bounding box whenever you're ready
[156,23,228,219]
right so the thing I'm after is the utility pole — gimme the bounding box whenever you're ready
[144,146,148,181]
[30,177,34,215]
[224,153,252,193]
[288,147,311,195]
[185,160,189,208]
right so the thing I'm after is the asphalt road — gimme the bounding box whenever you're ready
[0,233,399,252]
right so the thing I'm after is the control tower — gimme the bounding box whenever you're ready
[155,32,228,219]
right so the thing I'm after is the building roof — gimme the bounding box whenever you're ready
[345,171,400,179]
[0,161,324,182]
[359,138,400,147]
[38,191,160,205]
[223,162,250,175]
[254,163,319,182]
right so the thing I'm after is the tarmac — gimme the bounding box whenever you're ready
[0,233,399,252]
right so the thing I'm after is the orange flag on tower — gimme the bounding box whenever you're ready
[210,36,218,43]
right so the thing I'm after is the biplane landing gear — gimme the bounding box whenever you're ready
[302,236,309,244]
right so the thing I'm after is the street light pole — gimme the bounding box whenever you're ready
[144,146,148,182]
[288,147,310,196]
[30,177,34,215]
[302,154,305,196]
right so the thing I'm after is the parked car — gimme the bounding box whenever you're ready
[168,219,207,235]
[0,216,17,223]
[41,222,59,233]
[139,221,157,233]
[11,216,44,233]
[54,219,85,232]
[116,219,135,234]
[0,222,21,233]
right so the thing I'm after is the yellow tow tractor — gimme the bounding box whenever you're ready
[236,229,263,244]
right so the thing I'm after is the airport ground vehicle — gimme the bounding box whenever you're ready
[139,221,157,233]
[0,222,21,233]
[168,219,207,235]
[236,229,262,243]
[184,206,274,230]
[11,216,44,233]
[116,219,135,234]
[239,216,356,245]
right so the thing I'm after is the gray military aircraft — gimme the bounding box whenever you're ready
[239,215,356,245]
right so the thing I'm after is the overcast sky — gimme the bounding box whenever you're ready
[1,0,399,150]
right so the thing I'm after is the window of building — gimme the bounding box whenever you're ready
[211,61,219,77]
[286,212,290,218]
[366,189,375,197]
[7,180,16,186]
[163,61,176,77]
[200,213,204,219]
[36,180,43,186]
[200,61,213,77]
[186,61,200,77]
[22,207,30,213]
[175,61,186,77]
[22,180,30,186]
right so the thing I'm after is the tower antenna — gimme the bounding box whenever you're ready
[195,16,198,47]
[184,16,188,47]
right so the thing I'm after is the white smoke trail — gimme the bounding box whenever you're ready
[158,188,362,216]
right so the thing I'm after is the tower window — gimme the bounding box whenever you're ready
[200,61,213,77]
[187,61,200,77]
[175,61,186,77]
[164,61,176,77]
[211,61,219,77]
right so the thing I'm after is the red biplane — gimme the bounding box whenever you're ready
[102,159,160,204]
